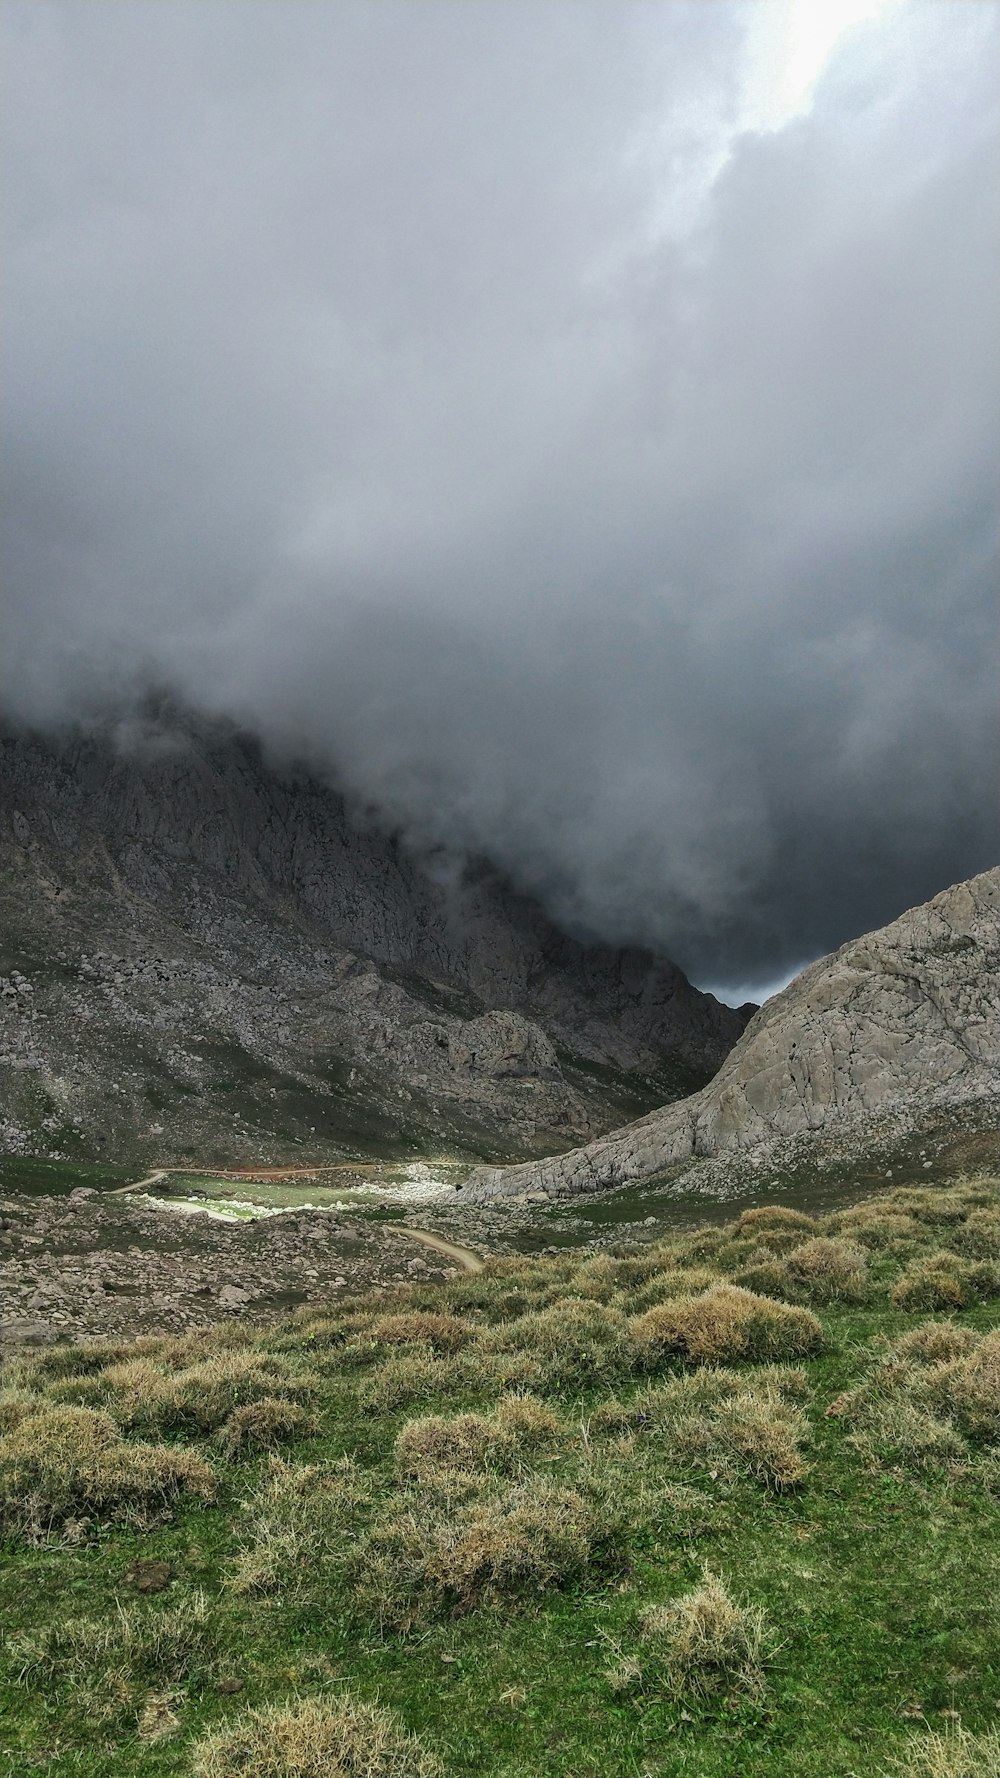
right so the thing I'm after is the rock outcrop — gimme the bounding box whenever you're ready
[0,716,751,1165]
[461,869,999,1199]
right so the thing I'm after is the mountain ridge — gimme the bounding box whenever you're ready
[0,717,751,1165]
[461,867,999,1200]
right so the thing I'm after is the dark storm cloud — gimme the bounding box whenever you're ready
[2,1,997,997]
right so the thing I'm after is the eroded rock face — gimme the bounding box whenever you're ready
[446,1012,561,1080]
[0,718,751,1164]
[462,870,999,1199]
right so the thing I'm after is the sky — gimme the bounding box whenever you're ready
[1,0,997,1003]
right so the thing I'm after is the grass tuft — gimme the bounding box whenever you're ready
[890,1253,1000,1313]
[884,1721,1000,1777]
[394,1395,562,1484]
[731,1206,817,1237]
[841,1323,1000,1472]
[359,1350,464,1411]
[48,1348,316,1435]
[11,1591,214,1690]
[609,1569,771,1699]
[227,1456,371,1597]
[482,1298,631,1393]
[352,1473,622,1628]
[629,1284,824,1366]
[216,1395,315,1458]
[191,1691,443,1777]
[0,1404,215,1538]
[673,1385,810,1490]
[369,1310,472,1352]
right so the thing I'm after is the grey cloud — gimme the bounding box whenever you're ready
[1,0,997,998]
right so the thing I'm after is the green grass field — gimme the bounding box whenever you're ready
[1,1176,998,1777]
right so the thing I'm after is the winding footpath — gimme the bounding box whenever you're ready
[392,1226,484,1274]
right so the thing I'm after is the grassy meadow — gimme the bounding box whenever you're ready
[1,1177,998,1777]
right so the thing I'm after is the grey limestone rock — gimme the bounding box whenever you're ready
[0,716,751,1164]
[462,869,999,1200]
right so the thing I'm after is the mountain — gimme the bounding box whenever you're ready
[0,716,751,1166]
[461,868,999,1199]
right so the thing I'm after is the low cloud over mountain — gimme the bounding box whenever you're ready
[2,1,997,996]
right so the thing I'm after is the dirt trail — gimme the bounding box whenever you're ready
[392,1226,484,1274]
[109,1169,168,1195]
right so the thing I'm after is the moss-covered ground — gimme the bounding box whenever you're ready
[1,1176,998,1777]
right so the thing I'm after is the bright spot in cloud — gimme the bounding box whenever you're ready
[640,0,902,246]
[743,0,904,131]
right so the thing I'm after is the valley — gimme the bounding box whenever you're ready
[3,1102,993,1350]
[1,729,997,1778]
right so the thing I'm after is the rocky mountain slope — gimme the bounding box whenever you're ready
[462,868,999,1199]
[0,717,751,1166]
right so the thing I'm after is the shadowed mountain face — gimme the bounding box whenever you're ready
[462,869,1000,1199]
[0,719,752,1167]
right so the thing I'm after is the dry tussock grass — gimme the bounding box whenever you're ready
[588,1363,807,1441]
[674,1386,810,1490]
[614,1266,721,1314]
[657,1227,733,1268]
[851,1397,968,1470]
[732,1206,817,1238]
[843,1323,999,1473]
[884,1721,1000,1777]
[0,1386,40,1433]
[279,1309,376,1355]
[817,1180,997,1267]
[572,1250,722,1305]
[358,1350,464,1411]
[736,1236,869,1305]
[6,1337,131,1385]
[394,1395,562,1484]
[608,1569,771,1699]
[48,1349,316,1435]
[227,1456,371,1597]
[482,1298,631,1392]
[589,1365,809,1489]
[587,1395,659,1441]
[782,1236,869,1301]
[353,1473,621,1627]
[630,1284,824,1367]
[890,1252,1000,1313]
[191,1692,443,1778]
[442,1254,581,1322]
[823,1204,922,1250]
[884,1187,981,1225]
[893,1323,979,1365]
[908,1331,1000,1444]
[453,1346,544,1395]
[573,1253,664,1300]
[216,1395,315,1458]
[11,1591,214,1694]
[369,1310,472,1353]
[9,1326,250,1394]
[0,1404,215,1538]
[953,1207,1000,1259]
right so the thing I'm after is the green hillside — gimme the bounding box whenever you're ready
[1,1176,998,1778]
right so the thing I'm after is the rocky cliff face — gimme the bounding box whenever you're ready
[462,869,999,1199]
[0,718,751,1165]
